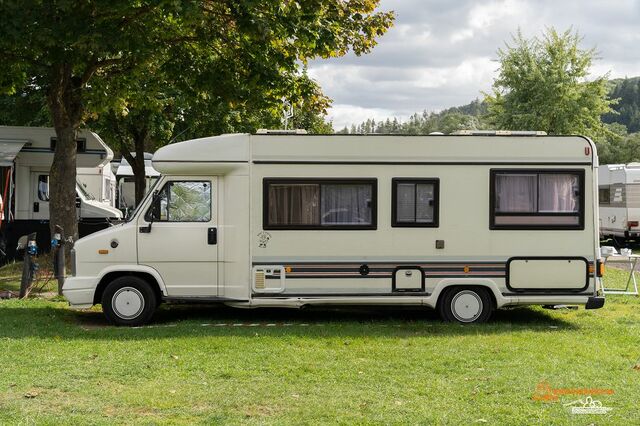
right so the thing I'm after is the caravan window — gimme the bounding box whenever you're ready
[38,175,50,201]
[264,178,376,229]
[598,186,610,206]
[490,170,584,229]
[147,181,211,222]
[392,179,439,227]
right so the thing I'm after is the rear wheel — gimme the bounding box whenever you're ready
[438,287,493,324]
[101,276,157,326]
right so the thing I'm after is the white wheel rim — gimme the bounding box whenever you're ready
[451,290,483,323]
[112,287,145,320]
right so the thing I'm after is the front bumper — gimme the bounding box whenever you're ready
[62,276,98,308]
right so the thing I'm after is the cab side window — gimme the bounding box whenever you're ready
[149,181,211,222]
[38,175,50,201]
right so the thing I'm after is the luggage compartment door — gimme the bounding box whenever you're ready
[507,257,588,291]
[393,267,424,292]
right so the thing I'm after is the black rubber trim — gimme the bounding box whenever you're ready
[163,297,249,303]
[254,161,593,166]
[391,266,425,292]
[585,296,605,309]
[505,256,590,292]
[252,292,431,298]
[501,292,593,297]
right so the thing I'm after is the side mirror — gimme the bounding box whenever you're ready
[139,191,160,234]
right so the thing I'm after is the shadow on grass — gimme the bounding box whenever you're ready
[0,299,578,340]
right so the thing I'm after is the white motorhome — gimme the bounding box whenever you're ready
[77,165,117,208]
[598,163,640,243]
[115,153,160,214]
[0,126,122,258]
[63,131,605,325]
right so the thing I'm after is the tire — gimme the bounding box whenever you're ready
[438,286,493,324]
[101,276,157,326]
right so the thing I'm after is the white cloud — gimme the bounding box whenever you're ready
[307,0,640,131]
[326,104,399,131]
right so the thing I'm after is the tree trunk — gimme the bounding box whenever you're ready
[47,64,82,249]
[121,142,147,206]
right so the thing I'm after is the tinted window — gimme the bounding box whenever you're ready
[265,179,376,229]
[38,175,49,201]
[150,181,211,222]
[491,170,584,229]
[392,179,439,227]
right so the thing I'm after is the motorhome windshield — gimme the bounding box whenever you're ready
[125,177,160,222]
[76,180,95,200]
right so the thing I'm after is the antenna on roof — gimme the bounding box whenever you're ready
[281,97,294,130]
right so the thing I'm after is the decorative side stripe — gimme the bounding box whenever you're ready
[254,260,596,280]
[255,260,508,280]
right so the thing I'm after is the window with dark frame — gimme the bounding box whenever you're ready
[392,178,439,227]
[146,180,212,222]
[38,174,50,201]
[598,186,610,206]
[264,179,377,229]
[490,170,584,230]
[50,137,87,153]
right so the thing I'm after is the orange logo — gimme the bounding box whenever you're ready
[532,381,614,401]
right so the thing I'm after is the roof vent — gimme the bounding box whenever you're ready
[255,129,308,135]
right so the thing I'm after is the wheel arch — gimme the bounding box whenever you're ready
[431,279,504,309]
[93,266,166,305]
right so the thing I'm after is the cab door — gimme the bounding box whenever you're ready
[30,173,50,220]
[137,177,218,297]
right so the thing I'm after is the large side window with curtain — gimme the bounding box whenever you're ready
[392,178,439,227]
[264,178,377,229]
[490,170,584,230]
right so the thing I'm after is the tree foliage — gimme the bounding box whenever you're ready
[603,77,640,132]
[0,0,394,240]
[484,28,615,140]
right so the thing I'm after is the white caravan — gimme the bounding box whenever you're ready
[598,163,640,243]
[115,153,160,214]
[63,131,605,325]
[0,126,122,258]
[77,165,117,208]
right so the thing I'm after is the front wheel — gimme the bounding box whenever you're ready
[438,287,493,324]
[101,276,157,326]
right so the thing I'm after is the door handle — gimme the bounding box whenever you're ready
[208,227,217,245]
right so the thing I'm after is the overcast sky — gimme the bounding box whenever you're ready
[307,0,640,130]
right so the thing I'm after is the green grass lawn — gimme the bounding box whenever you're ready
[0,268,639,424]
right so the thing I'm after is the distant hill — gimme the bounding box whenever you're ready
[603,76,640,132]
[346,76,640,134]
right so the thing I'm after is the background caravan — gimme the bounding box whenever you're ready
[114,153,160,215]
[63,131,604,325]
[598,163,640,245]
[0,126,122,260]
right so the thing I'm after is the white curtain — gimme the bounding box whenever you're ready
[416,183,434,222]
[396,183,415,222]
[539,174,578,212]
[495,174,537,212]
[396,183,434,222]
[321,184,372,225]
